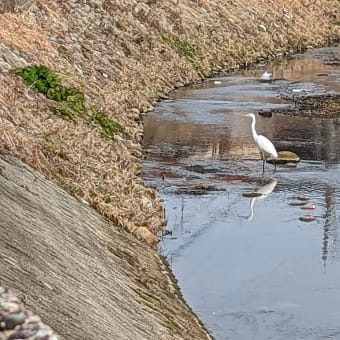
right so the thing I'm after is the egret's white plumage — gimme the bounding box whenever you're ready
[244,113,278,172]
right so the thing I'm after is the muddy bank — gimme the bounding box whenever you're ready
[0,155,210,340]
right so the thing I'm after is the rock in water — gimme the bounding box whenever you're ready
[299,215,316,222]
[242,192,263,198]
[258,108,272,117]
[267,150,300,164]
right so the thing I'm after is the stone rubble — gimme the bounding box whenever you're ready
[0,287,58,340]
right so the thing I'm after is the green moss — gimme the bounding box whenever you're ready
[104,196,112,204]
[162,35,198,62]
[115,20,123,29]
[14,65,85,121]
[68,183,83,197]
[41,141,57,153]
[14,65,128,141]
[49,104,74,121]
[91,112,127,140]
[49,95,87,121]
[14,65,61,94]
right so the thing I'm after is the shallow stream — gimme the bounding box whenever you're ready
[143,45,340,340]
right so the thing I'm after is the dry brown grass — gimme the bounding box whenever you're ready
[0,0,35,13]
[0,13,55,58]
[0,0,339,245]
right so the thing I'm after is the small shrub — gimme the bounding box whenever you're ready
[105,196,113,204]
[47,85,84,104]
[91,112,127,140]
[41,141,57,153]
[50,91,86,121]
[49,103,78,121]
[115,20,123,29]
[162,35,198,62]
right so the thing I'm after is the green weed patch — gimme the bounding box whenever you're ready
[14,65,127,140]
[162,35,198,62]
[14,65,85,120]
[91,112,127,140]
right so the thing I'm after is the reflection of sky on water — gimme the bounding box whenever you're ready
[156,173,340,339]
[143,45,340,340]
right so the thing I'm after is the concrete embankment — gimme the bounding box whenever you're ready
[0,0,339,339]
[0,155,210,339]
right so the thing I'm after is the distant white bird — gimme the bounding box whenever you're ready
[292,88,310,93]
[244,113,278,172]
[261,71,272,81]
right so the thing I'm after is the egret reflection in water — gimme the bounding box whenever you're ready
[244,178,278,221]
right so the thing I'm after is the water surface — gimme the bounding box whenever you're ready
[143,45,340,340]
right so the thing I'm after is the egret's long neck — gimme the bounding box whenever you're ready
[250,116,258,141]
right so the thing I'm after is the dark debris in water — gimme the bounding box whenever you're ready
[273,93,340,118]
[296,195,310,201]
[183,164,221,174]
[242,192,263,198]
[324,56,340,67]
[158,171,184,180]
[288,201,308,206]
[174,184,226,195]
[215,174,256,183]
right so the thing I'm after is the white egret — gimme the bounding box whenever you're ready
[244,113,278,172]
[261,71,272,81]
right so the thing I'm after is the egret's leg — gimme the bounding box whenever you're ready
[273,160,277,173]
[260,152,265,173]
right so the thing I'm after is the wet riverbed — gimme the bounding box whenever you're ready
[143,45,340,340]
